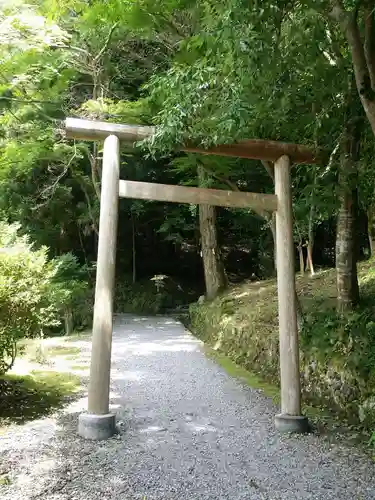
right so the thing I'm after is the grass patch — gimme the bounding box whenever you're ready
[205,346,279,402]
[67,332,91,341]
[47,345,81,357]
[206,344,369,441]
[20,339,85,365]
[0,370,81,426]
[0,333,89,428]
[70,363,90,371]
[0,475,11,485]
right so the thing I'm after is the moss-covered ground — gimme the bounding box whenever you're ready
[190,258,375,436]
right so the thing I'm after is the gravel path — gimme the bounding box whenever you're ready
[1,314,375,500]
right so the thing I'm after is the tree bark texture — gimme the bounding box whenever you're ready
[331,2,375,138]
[336,118,360,313]
[64,308,73,336]
[306,243,315,275]
[368,208,375,256]
[198,165,228,300]
[306,166,316,275]
[298,245,305,276]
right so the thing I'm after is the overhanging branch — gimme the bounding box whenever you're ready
[364,5,375,88]
[94,23,119,63]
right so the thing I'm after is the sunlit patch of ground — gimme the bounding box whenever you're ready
[0,333,92,428]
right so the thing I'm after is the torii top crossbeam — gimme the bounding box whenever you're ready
[65,118,326,165]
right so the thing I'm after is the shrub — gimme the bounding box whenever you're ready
[114,274,194,315]
[49,252,92,333]
[0,223,88,374]
[115,278,163,315]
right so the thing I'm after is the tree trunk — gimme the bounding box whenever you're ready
[306,242,315,275]
[351,186,360,301]
[336,118,361,313]
[64,308,73,336]
[306,167,316,275]
[299,246,304,276]
[295,291,305,332]
[261,161,278,272]
[368,208,375,256]
[369,233,375,256]
[198,165,227,300]
[336,190,359,312]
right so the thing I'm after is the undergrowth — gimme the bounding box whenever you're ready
[115,275,196,315]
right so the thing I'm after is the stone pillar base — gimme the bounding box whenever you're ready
[275,413,310,434]
[78,412,116,440]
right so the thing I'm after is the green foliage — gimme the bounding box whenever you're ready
[115,279,164,315]
[144,1,347,153]
[0,328,90,428]
[0,223,87,374]
[50,252,92,331]
[114,274,191,314]
[205,346,280,402]
[79,98,152,124]
[302,308,375,378]
[0,0,365,290]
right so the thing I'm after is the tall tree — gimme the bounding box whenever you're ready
[336,81,363,312]
[198,164,227,299]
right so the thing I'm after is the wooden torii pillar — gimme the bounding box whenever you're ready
[65,118,324,439]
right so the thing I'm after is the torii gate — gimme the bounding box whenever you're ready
[65,117,325,440]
